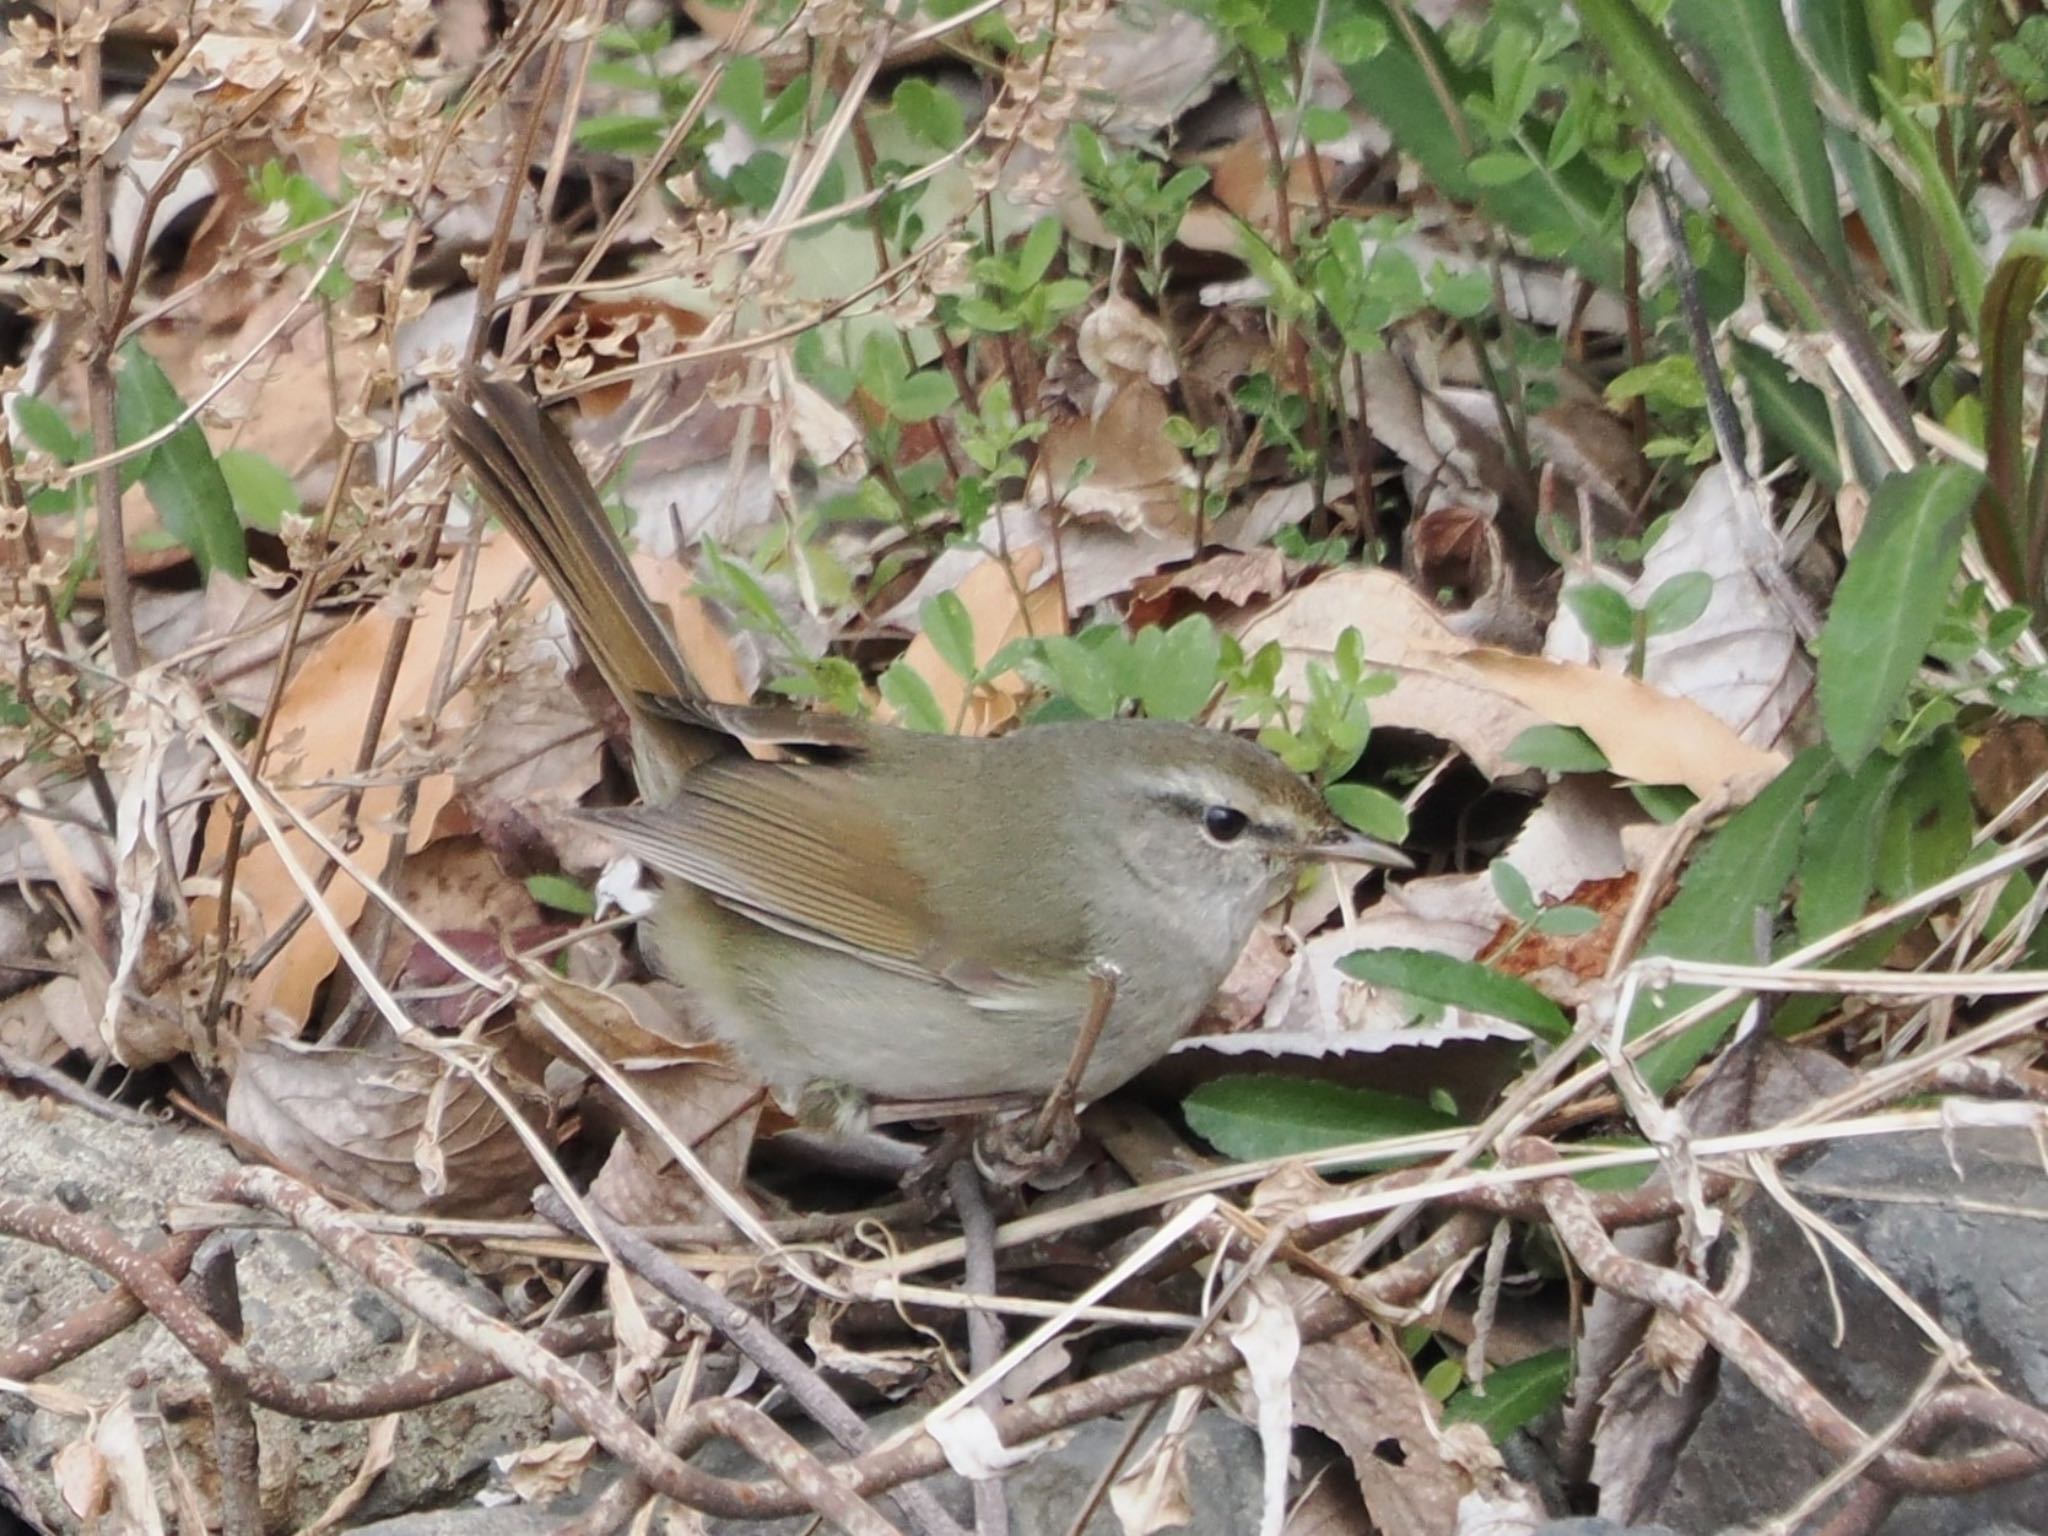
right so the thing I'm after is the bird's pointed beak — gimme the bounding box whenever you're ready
[1315,828,1414,869]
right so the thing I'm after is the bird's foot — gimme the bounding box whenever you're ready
[972,1100,1082,1188]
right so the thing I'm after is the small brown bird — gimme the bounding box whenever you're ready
[445,381,1405,1119]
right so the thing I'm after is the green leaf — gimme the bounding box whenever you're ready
[1644,570,1713,636]
[1670,0,1852,279]
[1795,754,1898,941]
[1325,784,1408,843]
[1533,905,1601,937]
[1016,217,1063,286]
[1467,151,1537,187]
[526,873,596,917]
[715,54,766,131]
[1875,732,1971,902]
[889,370,958,424]
[1131,616,1221,722]
[920,590,977,682]
[1038,634,1120,719]
[1795,0,1934,326]
[575,114,670,155]
[13,395,82,460]
[1635,748,1833,1089]
[1574,0,1915,448]
[1491,859,1538,922]
[878,659,947,732]
[1978,230,2048,604]
[1565,582,1637,647]
[1506,724,1611,774]
[113,341,246,579]
[1816,462,1980,767]
[1873,81,1986,322]
[217,449,298,530]
[1631,783,1700,822]
[1338,948,1570,1041]
[1442,1349,1572,1441]
[1182,1075,1459,1163]
[892,77,965,149]
[1341,11,1626,288]
[1737,342,1842,490]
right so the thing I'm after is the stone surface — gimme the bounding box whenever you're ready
[1651,1128,2048,1535]
[689,1402,1265,1536]
[0,1093,551,1530]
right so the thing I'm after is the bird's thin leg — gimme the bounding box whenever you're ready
[1028,959,1122,1151]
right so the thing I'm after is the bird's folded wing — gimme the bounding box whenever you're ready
[581,760,960,988]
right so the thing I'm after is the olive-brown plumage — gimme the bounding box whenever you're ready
[444,382,1406,1110]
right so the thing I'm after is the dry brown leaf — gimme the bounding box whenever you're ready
[1033,380,1193,537]
[52,1438,108,1523]
[225,1027,543,1215]
[887,547,1062,735]
[1546,464,1811,750]
[525,974,760,1230]
[1131,546,1290,609]
[1110,1390,1201,1535]
[502,1437,596,1504]
[194,536,531,1032]
[1193,135,1336,247]
[1079,294,1179,391]
[92,1396,165,1536]
[1293,1321,1467,1536]
[631,550,753,705]
[1239,570,1782,797]
[1452,650,1783,798]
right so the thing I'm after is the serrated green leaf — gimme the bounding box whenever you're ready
[1182,1075,1458,1163]
[1338,947,1569,1041]
[1816,462,1979,767]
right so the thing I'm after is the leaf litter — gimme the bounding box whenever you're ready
[3,2,2044,1533]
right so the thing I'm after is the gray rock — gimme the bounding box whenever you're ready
[690,1402,1265,1536]
[1653,1128,2048,1535]
[0,1093,551,1529]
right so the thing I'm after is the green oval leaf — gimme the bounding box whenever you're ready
[1816,462,1981,768]
[1442,1349,1572,1441]
[1182,1075,1459,1163]
[1337,947,1569,1041]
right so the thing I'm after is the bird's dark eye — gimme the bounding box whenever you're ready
[1203,805,1250,843]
